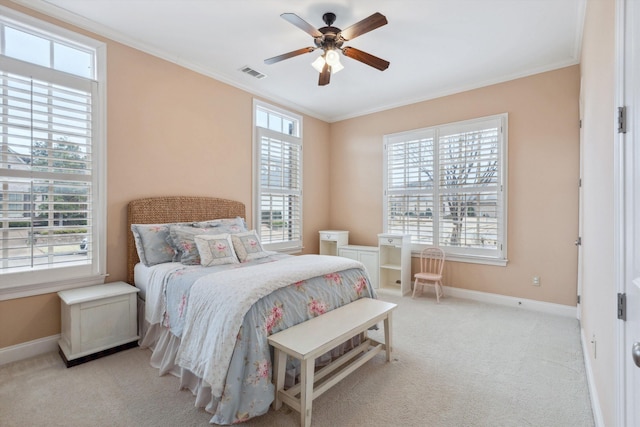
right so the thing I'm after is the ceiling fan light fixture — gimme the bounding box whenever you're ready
[325,49,340,67]
[311,55,326,73]
[325,49,343,74]
[330,61,344,74]
[312,50,343,74]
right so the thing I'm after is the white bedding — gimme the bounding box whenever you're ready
[134,262,181,301]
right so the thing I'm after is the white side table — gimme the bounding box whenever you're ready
[378,233,412,296]
[58,282,139,367]
[319,230,349,256]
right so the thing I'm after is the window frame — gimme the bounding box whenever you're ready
[383,113,508,266]
[252,99,303,253]
[0,6,107,300]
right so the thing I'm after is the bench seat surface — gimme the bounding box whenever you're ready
[268,297,396,359]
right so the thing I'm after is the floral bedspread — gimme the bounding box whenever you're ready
[161,253,290,336]
[155,254,375,424]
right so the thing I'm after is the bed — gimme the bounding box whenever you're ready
[127,196,375,424]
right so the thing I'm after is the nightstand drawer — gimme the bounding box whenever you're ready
[379,236,403,247]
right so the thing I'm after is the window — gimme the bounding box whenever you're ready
[383,114,507,265]
[253,100,302,252]
[0,7,106,297]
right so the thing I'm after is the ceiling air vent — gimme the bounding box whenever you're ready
[240,66,267,80]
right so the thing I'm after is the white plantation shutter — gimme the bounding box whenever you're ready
[438,120,502,256]
[0,9,105,293]
[385,130,436,244]
[254,101,302,252]
[384,114,507,264]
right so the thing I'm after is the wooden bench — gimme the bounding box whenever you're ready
[268,297,397,427]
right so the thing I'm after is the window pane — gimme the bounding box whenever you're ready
[439,191,498,249]
[5,26,50,67]
[387,194,434,243]
[1,73,92,175]
[387,138,434,190]
[268,115,282,132]
[256,109,268,128]
[256,106,300,138]
[260,136,300,191]
[260,193,301,244]
[439,127,499,190]
[0,177,90,273]
[54,43,93,79]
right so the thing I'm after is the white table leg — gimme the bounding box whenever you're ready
[300,358,314,427]
[272,348,286,410]
[384,313,393,362]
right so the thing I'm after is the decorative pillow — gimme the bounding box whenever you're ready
[194,234,239,267]
[131,223,179,266]
[193,217,248,234]
[231,230,271,262]
[168,225,234,265]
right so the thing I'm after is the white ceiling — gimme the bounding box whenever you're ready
[13,0,585,122]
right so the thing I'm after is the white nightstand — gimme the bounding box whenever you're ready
[319,230,349,256]
[58,282,140,367]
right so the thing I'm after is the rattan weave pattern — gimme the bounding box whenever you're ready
[126,196,245,284]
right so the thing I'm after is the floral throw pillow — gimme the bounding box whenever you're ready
[194,234,239,267]
[193,217,248,234]
[131,223,178,266]
[168,225,234,265]
[231,230,271,262]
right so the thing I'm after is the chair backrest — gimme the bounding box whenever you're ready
[420,247,445,275]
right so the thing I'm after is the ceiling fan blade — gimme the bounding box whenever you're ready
[342,47,390,71]
[264,47,316,65]
[281,13,323,38]
[339,12,388,41]
[318,63,331,86]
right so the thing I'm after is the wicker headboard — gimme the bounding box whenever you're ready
[126,196,246,284]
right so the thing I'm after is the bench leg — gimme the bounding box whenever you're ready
[384,313,393,362]
[300,358,314,427]
[272,348,286,410]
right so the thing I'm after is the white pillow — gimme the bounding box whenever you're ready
[231,230,271,262]
[194,233,239,267]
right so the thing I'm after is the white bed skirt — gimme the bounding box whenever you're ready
[141,321,219,412]
[138,296,221,415]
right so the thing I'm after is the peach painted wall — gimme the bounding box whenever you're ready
[0,1,331,348]
[0,293,59,348]
[579,0,616,424]
[329,66,581,306]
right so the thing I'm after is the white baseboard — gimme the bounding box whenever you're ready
[0,334,60,367]
[581,327,605,427]
[443,285,577,318]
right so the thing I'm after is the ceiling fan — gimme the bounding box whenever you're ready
[264,12,390,86]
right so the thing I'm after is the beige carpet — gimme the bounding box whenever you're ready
[0,293,594,427]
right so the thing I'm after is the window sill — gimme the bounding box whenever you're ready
[411,251,508,267]
[0,274,108,301]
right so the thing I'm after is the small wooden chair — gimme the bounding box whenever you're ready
[412,247,445,302]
